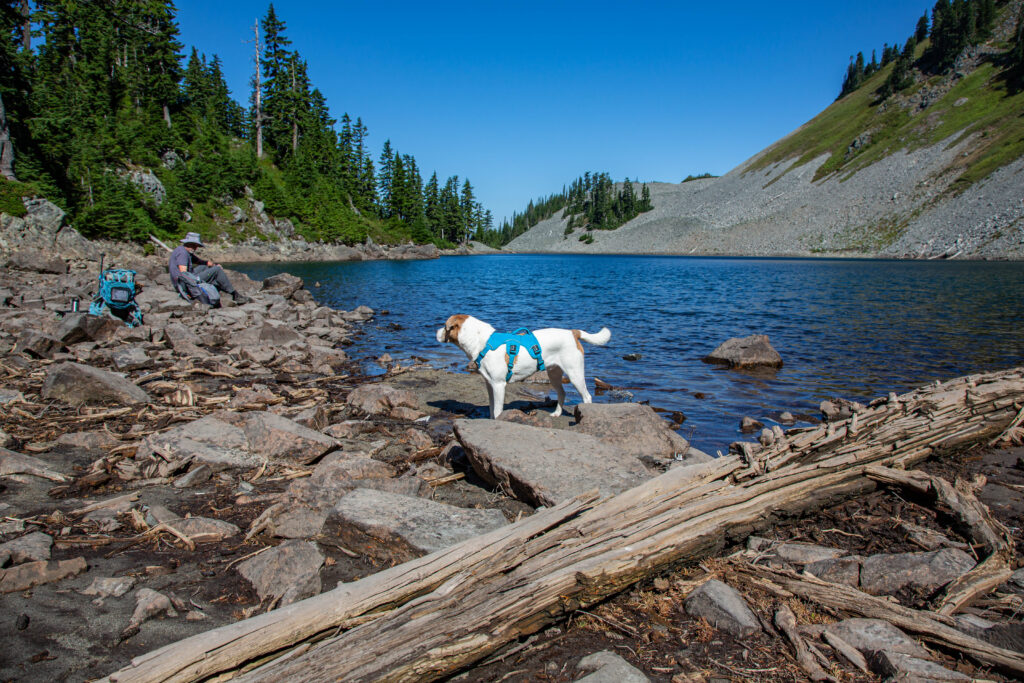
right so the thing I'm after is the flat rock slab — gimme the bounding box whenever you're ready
[148,410,336,469]
[860,548,975,596]
[576,650,650,682]
[573,403,690,460]
[0,448,68,482]
[0,556,87,592]
[702,334,783,369]
[868,650,969,681]
[455,418,651,507]
[236,540,323,607]
[824,618,931,659]
[220,410,338,464]
[41,362,149,406]
[323,488,508,564]
[684,579,761,637]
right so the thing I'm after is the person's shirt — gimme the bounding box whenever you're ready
[168,246,201,287]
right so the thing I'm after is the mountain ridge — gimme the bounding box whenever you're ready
[507,2,1024,260]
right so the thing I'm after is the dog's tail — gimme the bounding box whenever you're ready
[577,327,611,346]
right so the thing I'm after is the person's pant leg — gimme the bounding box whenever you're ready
[193,265,235,294]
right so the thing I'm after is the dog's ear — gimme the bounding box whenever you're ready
[445,314,469,343]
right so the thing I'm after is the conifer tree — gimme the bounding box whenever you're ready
[377,139,394,218]
[916,12,930,42]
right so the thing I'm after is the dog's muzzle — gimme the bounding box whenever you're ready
[435,326,448,343]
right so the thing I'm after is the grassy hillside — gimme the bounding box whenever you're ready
[750,29,1024,193]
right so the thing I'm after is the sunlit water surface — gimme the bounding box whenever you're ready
[232,254,1024,453]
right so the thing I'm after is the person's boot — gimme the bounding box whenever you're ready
[232,291,250,305]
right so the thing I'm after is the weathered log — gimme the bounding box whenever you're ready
[732,563,1024,677]
[775,604,835,682]
[864,465,1015,615]
[103,366,1024,683]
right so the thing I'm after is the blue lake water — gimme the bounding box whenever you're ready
[232,254,1024,453]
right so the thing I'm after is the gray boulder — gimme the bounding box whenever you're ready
[455,418,651,507]
[261,273,304,299]
[322,488,507,564]
[0,531,53,566]
[860,548,976,596]
[6,249,67,274]
[573,403,690,461]
[236,539,323,607]
[702,334,783,369]
[684,579,761,637]
[41,362,149,406]
[14,329,67,359]
[57,312,123,344]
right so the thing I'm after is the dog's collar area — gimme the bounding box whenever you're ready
[475,328,545,382]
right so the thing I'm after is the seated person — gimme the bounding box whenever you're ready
[168,232,249,305]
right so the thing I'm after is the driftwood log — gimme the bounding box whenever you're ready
[104,366,1024,683]
[731,562,1024,676]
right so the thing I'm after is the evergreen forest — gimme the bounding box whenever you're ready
[838,0,1024,101]
[0,2,492,246]
[477,172,653,247]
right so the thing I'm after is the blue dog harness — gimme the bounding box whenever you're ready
[475,328,545,381]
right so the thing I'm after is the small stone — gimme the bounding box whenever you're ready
[127,588,177,630]
[16,613,29,630]
[169,517,240,542]
[772,542,846,566]
[622,353,642,361]
[173,464,212,489]
[81,576,136,599]
[779,411,795,424]
[684,579,761,637]
[576,650,650,682]
[805,556,863,586]
[739,417,763,433]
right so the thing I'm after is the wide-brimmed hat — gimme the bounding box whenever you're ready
[181,232,204,246]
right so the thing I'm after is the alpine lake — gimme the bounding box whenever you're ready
[231,254,1024,453]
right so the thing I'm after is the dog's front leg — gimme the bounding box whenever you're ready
[489,381,506,419]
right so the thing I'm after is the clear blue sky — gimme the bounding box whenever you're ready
[174,1,931,225]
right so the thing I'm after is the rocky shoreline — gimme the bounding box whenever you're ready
[1,212,1022,680]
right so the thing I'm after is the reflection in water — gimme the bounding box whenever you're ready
[231,255,1024,453]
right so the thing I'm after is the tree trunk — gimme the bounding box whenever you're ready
[20,0,30,51]
[102,367,1024,683]
[0,92,16,182]
[253,20,263,159]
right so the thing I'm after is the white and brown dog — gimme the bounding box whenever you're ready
[436,314,611,419]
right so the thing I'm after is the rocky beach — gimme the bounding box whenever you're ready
[1,202,1024,681]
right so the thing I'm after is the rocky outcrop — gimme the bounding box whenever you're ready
[0,197,96,260]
